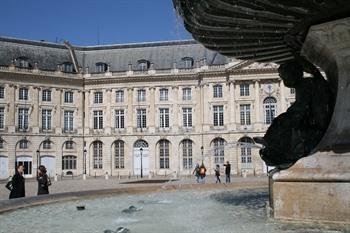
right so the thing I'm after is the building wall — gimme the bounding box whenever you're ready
[0,65,295,179]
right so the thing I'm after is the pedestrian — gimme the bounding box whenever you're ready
[192,163,200,183]
[223,161,231,183]
[199,163,207,184]
[37,165,51,195]
[6,164,25,199]
[214,164,221,183]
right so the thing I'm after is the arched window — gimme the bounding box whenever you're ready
[96,62,108,73]
[65,141,74,150]
[62,155,77,170]
[239,137,254,168]
[115,140,124,169]
[213,84,223,98]
[159,140,170,169]
[134,140,148,148]
[213,138,225,164]
[264,97,277,124]
[93,141,103,169]
[181,57,194,69]
[138,59,150,71]
[19,139,29,149]
[182,140,193,169]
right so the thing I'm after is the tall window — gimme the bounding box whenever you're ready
[182,140,193,169]
[115,109,125,129]
[240,104,251,125]
[64,91,73,103]
[19,88,29,100]
[115,141,124,169]
[116,90,124,103]
[64,111,74,131]
[42,89,51,102]
[159,88,168,101]
[264,97,277,124]
[213,85,223,98]
[93,141,103,169]
[18,108,29,130]
[17,57,29,68]
[42,109,52,130]
[290,88,295,94]
[0,86,4,99]
[159,140,170,169]
[213,138,225,164]
[137,109,147,129]
[94,91,103,104]
[182,108,192,128]
[19,140,28,149]
[240,137,253,167]
[137,89,146,102]
[182,88,192,101]
[62,156,77,170]
[213,105,224,126]
[93,110,103,129]
[138,60,150,71]
[0,107,4,129]
[159,108,169,128]
[65,141,74,150]
[240,84,250,96]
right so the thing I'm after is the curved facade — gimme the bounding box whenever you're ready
[0,37,295,179]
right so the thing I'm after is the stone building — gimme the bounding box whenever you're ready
[0,37,295,179]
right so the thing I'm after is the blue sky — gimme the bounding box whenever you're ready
[0,0,191,45]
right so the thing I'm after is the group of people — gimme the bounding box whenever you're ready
[193,161,231,184]
[5,164,51,199]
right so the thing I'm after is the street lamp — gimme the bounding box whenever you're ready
[140,147,143,178]
[36,149,40,178]
[83,148,87,180]
[201,146,204,163]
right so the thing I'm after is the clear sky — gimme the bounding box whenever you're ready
[0,0,191,45]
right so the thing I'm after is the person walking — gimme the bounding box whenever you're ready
[37,165,51,195]
[223,161,231,183]
[214,164,221,183]
[6,164,25,199]
[193,163,200,183]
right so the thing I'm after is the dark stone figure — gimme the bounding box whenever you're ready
[255,60,334,169]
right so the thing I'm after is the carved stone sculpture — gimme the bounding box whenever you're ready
[255,60,334,169]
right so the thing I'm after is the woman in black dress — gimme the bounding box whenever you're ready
[37,165,51,195]
[7,164,25,199]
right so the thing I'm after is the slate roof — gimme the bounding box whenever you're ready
[0,36,229,73]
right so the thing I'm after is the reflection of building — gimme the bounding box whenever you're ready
[0,37,295,179]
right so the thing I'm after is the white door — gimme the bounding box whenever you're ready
[41,156,56,177]
[133,148,149,176]
[0,156,8,179]
[16,156,32,178]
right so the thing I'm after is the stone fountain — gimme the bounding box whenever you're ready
[173,0,350,224]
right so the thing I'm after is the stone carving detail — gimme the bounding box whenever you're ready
[255,60,334,169]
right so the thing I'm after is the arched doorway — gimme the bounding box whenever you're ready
[0,156,8,179]
[40,156,56,177]
[133,140,149,176]
[16,156,32,178]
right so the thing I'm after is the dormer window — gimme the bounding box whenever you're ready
[96,62,108,73]
[61,62,74,73]
[182,57,194,69]
[138,59,150,71]
[16,57,30,68]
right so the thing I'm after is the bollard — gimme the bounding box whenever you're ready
[94,172,96,178]
[54,174,58,182]
[105,172,109,180]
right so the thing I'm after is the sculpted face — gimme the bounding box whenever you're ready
[278,62,303,88]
